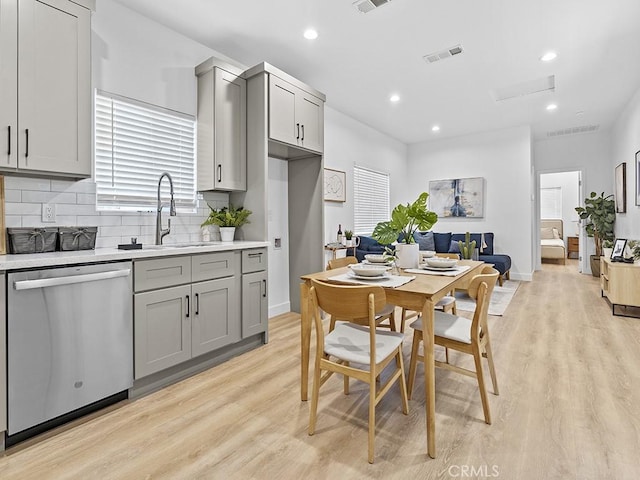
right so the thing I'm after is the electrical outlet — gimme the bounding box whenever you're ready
[42,203,56,223]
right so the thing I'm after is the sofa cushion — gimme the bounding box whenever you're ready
[433,232,452,253]
[414,231,435,251]
[479,254,511,275]
[448,239,461,253]
[450,233,494,255]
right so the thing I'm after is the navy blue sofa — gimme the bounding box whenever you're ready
[355,231,511,285]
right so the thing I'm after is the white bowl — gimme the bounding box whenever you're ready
[425,257,458,268]
[365,254,391,263]
[419,250,436,260]
[349,264,389,277]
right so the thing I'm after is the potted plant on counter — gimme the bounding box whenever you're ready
[372,192,438,268]
[202,203,252,242]
[575,191,615,277]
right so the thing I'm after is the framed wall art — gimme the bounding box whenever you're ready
[636,150,640,206]
[324,168,346,202]
[428,177,484,218]
[615,162,626,213]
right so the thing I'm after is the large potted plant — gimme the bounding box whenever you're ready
[202,203,252,242]
[372,192,438,268]
[575,191,615,277]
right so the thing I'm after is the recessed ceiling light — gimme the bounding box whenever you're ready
[540,51,557,62]
[389,94,400,103]
[303,29,318,40]
[432,125,440,132]
[546,103,558,111]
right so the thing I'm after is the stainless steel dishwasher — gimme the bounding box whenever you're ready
[7,262,133,440]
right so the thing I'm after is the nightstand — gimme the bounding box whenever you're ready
[567,236,579,259]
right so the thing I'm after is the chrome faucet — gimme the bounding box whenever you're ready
[156,172,176,245]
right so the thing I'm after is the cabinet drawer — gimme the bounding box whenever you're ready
[242,248,267,273]
[134,256,192,292]
[192,251,236,282]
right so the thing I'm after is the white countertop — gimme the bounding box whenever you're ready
[0,241,270,270]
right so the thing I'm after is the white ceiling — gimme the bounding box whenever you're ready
[112,0,640,145]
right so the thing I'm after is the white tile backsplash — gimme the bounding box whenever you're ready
[4,176,228,247]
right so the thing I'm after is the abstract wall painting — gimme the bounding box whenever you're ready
[428,177,484,218]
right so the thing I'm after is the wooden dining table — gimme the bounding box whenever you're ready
[299,259,486,459]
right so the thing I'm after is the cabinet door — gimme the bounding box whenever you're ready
[297,91,323,153]
[269,75,297,146]
[242,270,268,339]
[192,277,240,356]
[17,0,90,176]
[215,68,246,191]
[0,274,6,433]
[134,285,191,379]
[0,0,17,169]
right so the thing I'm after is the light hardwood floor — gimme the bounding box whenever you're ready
[1,260,639,479]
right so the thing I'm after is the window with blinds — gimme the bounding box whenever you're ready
[540,187,562,219]
[353,165,390,235]
[94,91,196,211]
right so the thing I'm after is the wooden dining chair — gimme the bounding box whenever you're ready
[398,253,460,333]
[326,256,397,331]
[308,279,409,464]
[407,266,500,424]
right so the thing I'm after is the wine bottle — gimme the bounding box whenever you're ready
[337,224,343,244]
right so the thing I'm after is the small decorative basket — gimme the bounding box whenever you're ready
[58,226,98,251]
[7,227,58,254]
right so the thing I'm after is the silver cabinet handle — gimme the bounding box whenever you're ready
[195,292,199,315]
[14,269,131,290]
[301,124,304,141]
[186,294,190,318]
[296,123,300,140]
[262,279,267,298]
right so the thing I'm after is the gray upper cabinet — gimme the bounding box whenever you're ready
[197,60,247,192]
[0,0,92,178]
[269,74,324,154]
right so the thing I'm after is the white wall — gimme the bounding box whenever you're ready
[322,107,408,246]
[267,158,290,316]
[406,126,534,280]
[611,85,640,240]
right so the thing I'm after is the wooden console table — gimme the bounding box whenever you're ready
[324,244,356,259]
[600,257,640,316]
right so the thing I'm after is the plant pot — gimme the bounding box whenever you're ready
[395,243,419,269]
[219,227,236,242]
[603,248,613,259]
[345,239,353,247]
[589,254,600,277]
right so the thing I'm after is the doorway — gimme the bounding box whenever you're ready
[539,171,582,271]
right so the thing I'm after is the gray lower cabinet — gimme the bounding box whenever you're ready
[1,274,6,437]
[241,248,268,339]
[134,251,241,379]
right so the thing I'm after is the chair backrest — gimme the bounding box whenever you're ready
[327,256,358,270]
[467,266,499,340]
[309,279,386,368]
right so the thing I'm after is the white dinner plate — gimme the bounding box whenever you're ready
[419,265,458,272]
[362,260,394,266]
[348,272,390,280]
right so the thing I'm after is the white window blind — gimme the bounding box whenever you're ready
[540,187,562,219]
[353,166,390,235]
[95,91,196,211]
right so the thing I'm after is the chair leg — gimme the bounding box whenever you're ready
[368,376,376,464]
[407,329,422,400]
[344,361,350,395]
[329,316,336,332]
[309,361,322,435]
[498,275,504,287]
[445,347,449,364]
[388,309,397,332]
[483,334,499,395]
[400,308,408,333]
[472,344,491,424]
[396,349,409,415]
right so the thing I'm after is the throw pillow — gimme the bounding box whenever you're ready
[552,227,561,239]
[414,231,435,251]
[540,227,554,239]
[448,239,461,253]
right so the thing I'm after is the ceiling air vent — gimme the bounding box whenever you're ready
[353,0,392,14]
[423,44,464,64]
[547,125,600,137]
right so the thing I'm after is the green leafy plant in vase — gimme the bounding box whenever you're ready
[202,203,252,242]
[372,192,438,268]
[575,191,615,276]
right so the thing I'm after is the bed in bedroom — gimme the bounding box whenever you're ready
[541,219,566,264]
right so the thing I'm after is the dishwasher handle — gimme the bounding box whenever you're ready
[14,269,131,291]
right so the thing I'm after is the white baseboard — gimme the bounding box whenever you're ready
[510,271,533,282]
[269,301,291,318]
